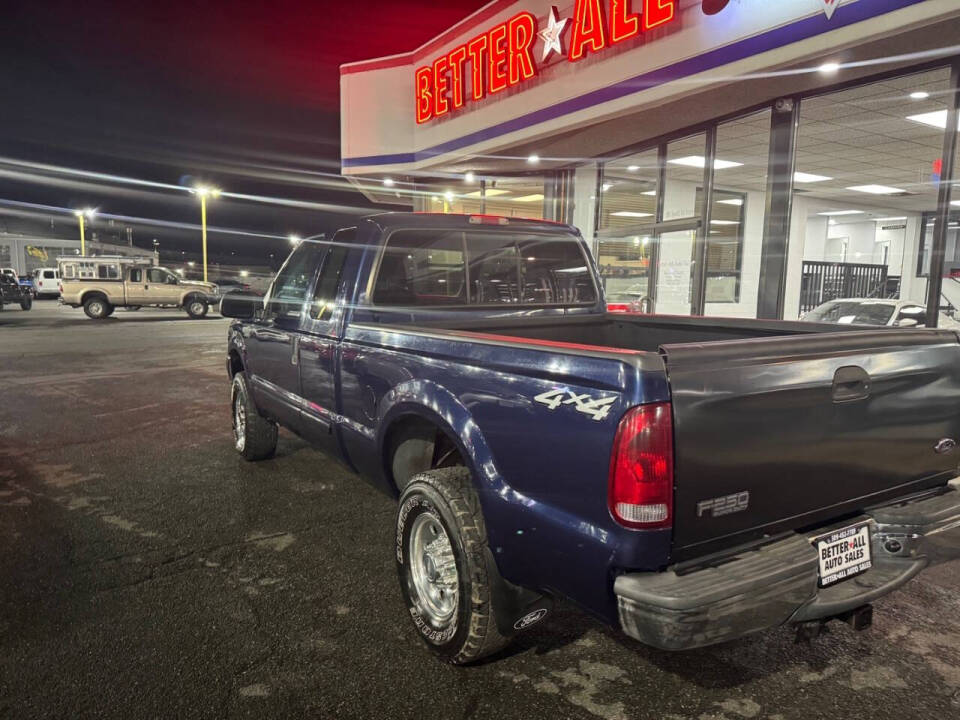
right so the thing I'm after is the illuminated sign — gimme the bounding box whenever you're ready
[415,0,678,124]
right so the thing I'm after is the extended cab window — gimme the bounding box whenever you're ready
[372,230,595,307]
[309,234,351,321]
[267,241,321,318]
[129,268,142,283]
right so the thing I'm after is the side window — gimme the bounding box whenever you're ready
[147,268,166,283]
[129,268,142,283]
[310,242,350,321]
[97,264,119,279]
[372,230,466,306]
[62,264,76,279]
[267,242,322,318]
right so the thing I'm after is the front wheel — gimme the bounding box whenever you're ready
[231,373,277,461]
[20,296,32,310]
[396,467,510,664]
[186,298,208,319]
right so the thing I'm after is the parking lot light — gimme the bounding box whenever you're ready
[73,208,96,255]
[289,234,301,245]
[193,185,221,283]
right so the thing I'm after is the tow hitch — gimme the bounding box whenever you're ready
[794,604,873,644]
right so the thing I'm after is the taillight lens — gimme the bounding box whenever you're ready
[608,402,674,529]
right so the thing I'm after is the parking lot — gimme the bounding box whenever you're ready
[2,301,960,720]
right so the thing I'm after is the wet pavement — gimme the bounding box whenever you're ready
[2,302,960,719]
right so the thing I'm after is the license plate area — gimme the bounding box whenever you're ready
[813,522,873,588]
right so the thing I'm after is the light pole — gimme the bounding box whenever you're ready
[194,186,221,282]
[73,208,95,255]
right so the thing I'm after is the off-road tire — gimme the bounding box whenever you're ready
[20,296,32,310]
[83,296,111,320]
[185,297,208,319]
[231,373,277,461]
[396,467,510,664]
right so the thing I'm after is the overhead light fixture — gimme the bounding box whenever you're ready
[527,154,540,164]
[719,198,744,206]
[383,178,395,187]
[818,210,865,216]
[873,217,908,222]
[611,211,654,218]
[906,110,960,131]
[819,62,841,74]
[668,156,743,170]
[847,184,906,195]
[910,91,930,100]
[952,201,960,207]
[795,172,833,183]
[641,190,657,196]
[464,171,476,183]
[710,220,739,226]
[513,194,545,202]
[602,183,614,192]
[463,189,509,198]
[444,190,455,201]
[627,165,639,172]
[289,234,301,245]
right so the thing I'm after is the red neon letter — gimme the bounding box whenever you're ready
[448,45,467,109]
[643,0,675,31]
[507,12,537,86]
[415,66,433,123]
[467,35,488,101]
[488,22,509,93]
[433,55,450,117]
[569,0,607,61]
[610,0,639,44]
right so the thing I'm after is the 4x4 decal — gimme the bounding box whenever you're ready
[534,389,617,422]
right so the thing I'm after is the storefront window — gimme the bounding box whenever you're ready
[423,177,546,220]
[598,149,658,231]
[785,67,952,320]
[663,133,707,221]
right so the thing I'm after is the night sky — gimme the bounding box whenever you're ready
[0,0,486,266]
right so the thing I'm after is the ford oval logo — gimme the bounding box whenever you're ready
[934,438,957,455]
[513,608,548,630]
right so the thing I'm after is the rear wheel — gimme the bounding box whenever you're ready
[231,373,277,461]
[396,467,510,664]
[20,296,31,310]
[83,296,110,320]
[186,298,208,319]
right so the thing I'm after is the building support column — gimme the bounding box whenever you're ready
[926,59,960,327]
[756,97,800,319]
[691,127,717,316]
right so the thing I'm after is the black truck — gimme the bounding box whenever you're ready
[0,272,32,311]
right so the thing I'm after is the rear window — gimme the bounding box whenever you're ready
[372,230,596,307]
[43,270,55,279]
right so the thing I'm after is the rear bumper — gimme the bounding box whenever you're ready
[615,481,960,650]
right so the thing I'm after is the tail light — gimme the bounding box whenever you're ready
[608,402,674,529]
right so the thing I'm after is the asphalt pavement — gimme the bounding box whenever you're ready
[2,301,960,720]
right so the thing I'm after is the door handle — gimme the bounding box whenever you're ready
[291,335,300,366]
[832,366,871,403]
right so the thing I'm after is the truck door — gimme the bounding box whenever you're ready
[246,241,322,431]
[144,267,181,304]
[298,236,351,454]
[126,267,147,304]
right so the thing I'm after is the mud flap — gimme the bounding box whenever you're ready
[484,547,553,635]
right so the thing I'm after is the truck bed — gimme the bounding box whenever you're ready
[405,312,960,562]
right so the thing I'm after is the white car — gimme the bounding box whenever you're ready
[801,298,956,328]
[32,267,60,299]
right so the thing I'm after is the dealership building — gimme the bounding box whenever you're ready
[341,0,960,321]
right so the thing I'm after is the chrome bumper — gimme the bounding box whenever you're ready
[615,481,960,651]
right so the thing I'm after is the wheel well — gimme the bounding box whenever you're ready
[384,415,465,493]
[81,291,109,305]
[228,349,243,377]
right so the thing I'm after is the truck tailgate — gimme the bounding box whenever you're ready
[662,329,960,562]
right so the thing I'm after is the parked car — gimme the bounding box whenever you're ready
[606,290,651,314]
[58,256,220,319]
[0,271,33,310]
[800,298,951,328]
[222,213,960,664]
[215,278,253,294]
[32,267,60,299]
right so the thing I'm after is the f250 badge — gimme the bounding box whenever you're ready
[534,389,617,422]
[697,492,750,519]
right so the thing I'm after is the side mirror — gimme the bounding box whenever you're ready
[220,291,263,319]
[896,317,919,328]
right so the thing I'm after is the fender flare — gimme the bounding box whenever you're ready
[377,379,508,498]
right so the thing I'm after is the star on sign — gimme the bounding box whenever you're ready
[538,6,569,62]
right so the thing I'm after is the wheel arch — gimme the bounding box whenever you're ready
[79,289,110,306]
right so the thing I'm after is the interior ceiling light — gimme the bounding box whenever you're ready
[819,62,841,74]
[719,198,744,206]
[463,189,510,198]
[627,165,639,172]
[906,110,960,131]
[668,156,743,170]
[795,172,833,183]
[873,217,908,222]
[602,183,614,192]
[818,210,865,216]
[910,91,930,100]
[513,194,545,202]
[464,171,476,183]
[641,190,657,196]
[527,154,540,164]
[382,177,395,187]
[847,184,906,195]
[611,211,654,218]
[710,220,740,225]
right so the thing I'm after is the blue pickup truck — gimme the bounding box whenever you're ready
[222,212,960,663]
